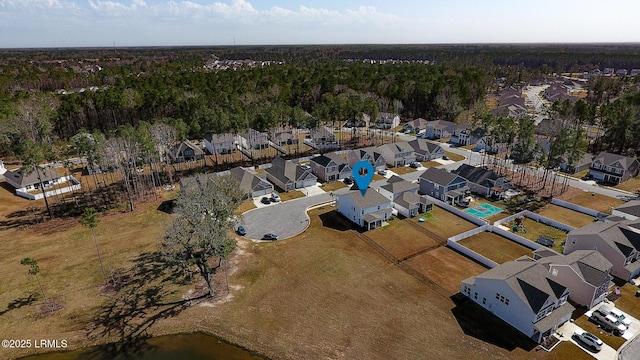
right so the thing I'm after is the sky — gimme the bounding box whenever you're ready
[1,0,639,48]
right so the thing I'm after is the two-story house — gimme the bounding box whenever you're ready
[375,112,400,129]
[564,220,640,281]
[587,152,640,184]
[309,153,351,182]
[336,189,393,230]
[418,167,469,205]
[407,139,444,161]
[377,142,416,167]
[270,127,298,146]
[307,126,339,150]
[169,140,205,163]
[346,147,387,172]
[461,257,574,344]
[452,164,508,198]
[534,249,613,309]
[204,133,237,155]
[241,129,270,150]
[228,166,274,198]
[402,118,429,133]
[265,156,317,192]
[450,125,475,146]
[425,120,456,140]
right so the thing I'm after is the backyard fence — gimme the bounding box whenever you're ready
[551,198,608,219]
[425,195,488,226]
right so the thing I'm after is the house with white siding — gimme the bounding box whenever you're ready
[309,153,351,182]
[461,257,574,343]
[336,189,392,230]
[346,147,387,172]
[169,140,205,163]
[204,133,237,155]
[418,167,469,205]
[377,142,416,167]
[587,152,639,184]
[4,166,81,200]
[407,139,444,161]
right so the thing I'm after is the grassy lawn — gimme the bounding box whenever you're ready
[611,282,640,320]
[279,190,305,201]
[0,181,589,360]
[458,232,533,264]
[414,207,478,239]
[406,247,488,294]
[372,174,385,181]
[444,151,465,162]
[572,169,589,180]
[557,187,623,213]
[615,177,640,193]
[234,199,257,215]
[537,204,595,228]
[500,217,568,253]
[390,166,417,175]
[421,160,440,168]
[367,219,440,259]
[320,181,348,192]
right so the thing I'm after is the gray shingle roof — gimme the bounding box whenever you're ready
[341,189,391,210]
[538,250,612,287]
[380,179,418,195]
[614,200,640,217]
[229,166,272,195]
[593,152,638,170]
[453,164,502,187]
[4,166,60,188]
[419,167,465,187]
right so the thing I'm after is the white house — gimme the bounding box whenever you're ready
[265,156,317,192]
[393,192,433,218]
[407,139,444,161]
[377,175,419,201]
[461,257,574,343]
[337,189,393,230]
[377,142,416,167]
[4,166,81,200]
[0,160,6,175]
[204,133,237,155]
[228,166,274,198]
[346,147,387,172]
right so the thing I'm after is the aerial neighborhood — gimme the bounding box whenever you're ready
[2,46,640,360]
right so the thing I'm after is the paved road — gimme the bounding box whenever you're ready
[240,192,334,241]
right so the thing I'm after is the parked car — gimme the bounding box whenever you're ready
[260,196,271,204]
[300,164,311,170]
[536,235,555,247]
[410,162,421,168]
[343,177,353,185]
[377,169,387,176]
[442,155,449,160]
[271,192,281,202]
[236,225,247,236]
[599,305,632,327]
[263,233,279,241]
[573,331,602,351]
[591,309,627,335]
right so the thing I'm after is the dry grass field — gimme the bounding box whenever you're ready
[319,181,348,192]
[389,165,417,175]
[614,177,640,193]
[413,207,478,239]
[0,181,590,360]
[458,232,533,264]
[405,247,488,294]
[537,204,595,228]
[501,217,569,253]
[444,151,465,162]
[557,187,624,213]
[366,219,440,259]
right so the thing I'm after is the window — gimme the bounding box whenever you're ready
[571,238,576,245]
[500,296,505,303]
[505,299,509,306]
[474,292,478,300]
[496,293,500,300]
[482,298,486,304]
[552,269,558,277]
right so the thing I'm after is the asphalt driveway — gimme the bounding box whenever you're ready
[239,192,333,241]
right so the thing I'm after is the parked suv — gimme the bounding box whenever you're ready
[599,305,632,327]
[573,331,602,351]
[592,308,627,335]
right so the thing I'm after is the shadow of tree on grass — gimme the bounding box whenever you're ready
[87,251,208,358]
[0,293,38,316]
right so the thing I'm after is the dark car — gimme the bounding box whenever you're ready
[343,177,353,185]
[236,225,247,236]
[442,155,449,160]
[260,196,271,204]
[263,233,279,241]
[410,162,421,168]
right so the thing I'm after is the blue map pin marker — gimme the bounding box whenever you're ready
[352,160,374,197]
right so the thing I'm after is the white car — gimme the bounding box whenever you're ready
[271,192,281,202]
[573,331,603,351]
[599,305,632,327]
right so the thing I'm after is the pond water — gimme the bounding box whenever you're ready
[20,332,266,360]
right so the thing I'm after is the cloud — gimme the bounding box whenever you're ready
[0,0,63,9]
